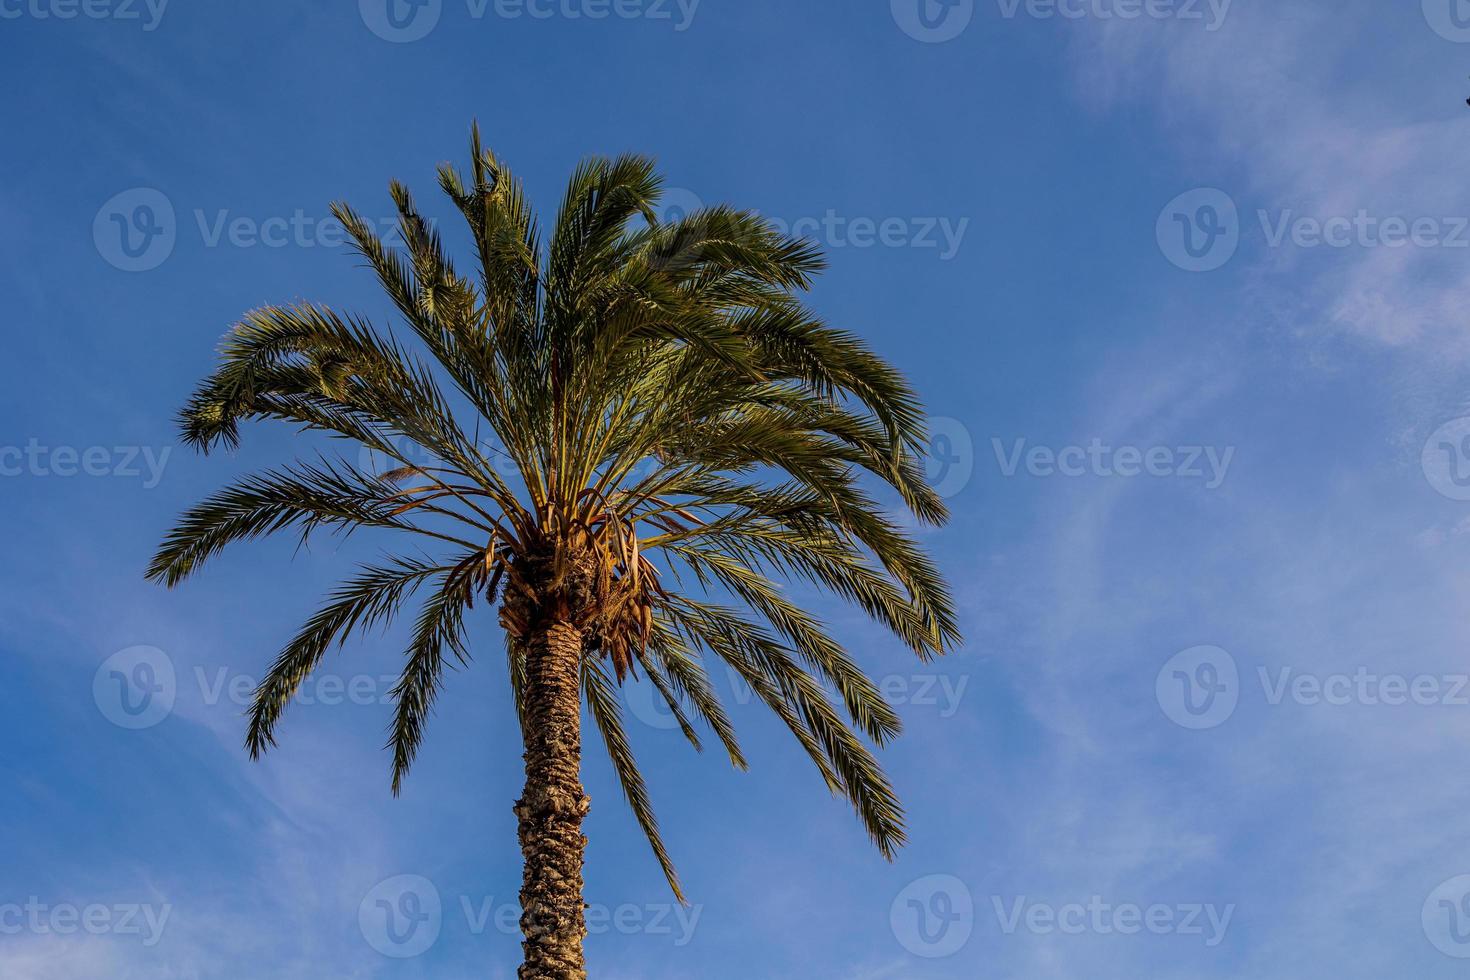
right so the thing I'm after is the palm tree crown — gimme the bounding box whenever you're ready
[147,125,960,917]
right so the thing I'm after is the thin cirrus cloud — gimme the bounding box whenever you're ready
[940,6,1470,978]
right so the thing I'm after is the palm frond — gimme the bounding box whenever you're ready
[389,560,482,794]
[583,656,686,903]
[246,555,453,756]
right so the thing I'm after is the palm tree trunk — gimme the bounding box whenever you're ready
[516,618,589,979]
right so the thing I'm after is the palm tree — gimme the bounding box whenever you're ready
[147,126,960,979]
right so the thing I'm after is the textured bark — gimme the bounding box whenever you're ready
[516,618,589,979]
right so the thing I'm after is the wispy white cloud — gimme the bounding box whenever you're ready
[1071,2,1470,352]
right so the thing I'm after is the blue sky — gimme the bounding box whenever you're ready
[5,0,1470,976]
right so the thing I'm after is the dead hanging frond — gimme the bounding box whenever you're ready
[492,500,686,684]
[574,501,684,682]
